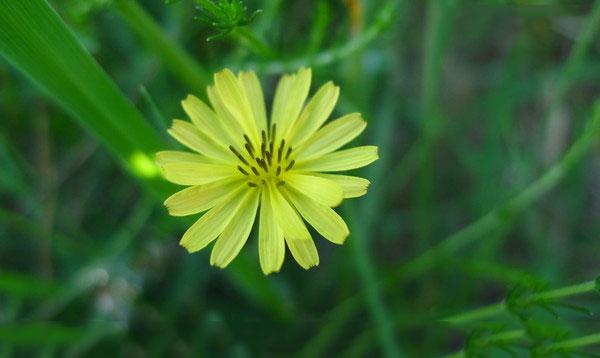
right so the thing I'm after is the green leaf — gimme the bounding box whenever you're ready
[0,323,84,345]
[0,0,166,186]
[0,272,58,298]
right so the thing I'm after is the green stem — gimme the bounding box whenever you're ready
[345,100,404,357]
[547,332,600,352]
[443,302,507,325]
[443,278,599,325]
[247,0,402,73]
[114,0,211,96]
[444,330,600,357]
[416,0,458,247]
[390,0,600,198]
[485,329,527,343]
[531,280,597,301]
[230,26,277,59]
[555,0,600,101]
[441,330,527,358]
[395,100,600,280]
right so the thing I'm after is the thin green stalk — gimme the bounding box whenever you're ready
[531,280,597,301]
[443,302,507,326]
[547,332,600,352]
[554,0,600,105]
[230,26,277,59]
[345,100,404,357]
[339,259,545,356]
[390,0,600,198]
[444,330,600,357]
[114,0,211,96]
[484,329,527,343]
[246,0,402,74]
[296,300,356,357]
[443,278,599,325]
[396,101,600,280]
[416,0,458,247]
[441,330,527,358]
[306,0,330,55]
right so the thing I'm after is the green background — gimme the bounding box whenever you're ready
[0,0,599,356]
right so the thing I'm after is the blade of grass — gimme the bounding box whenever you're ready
[114,0,211,96]
[396,101,600,281]
[245,0,402,74]
[345,92,405,357]
[388,0,600,199]
[415,0,458,248]
[0,0,167,190]
[0,272,58,299]
[0,322,84,346]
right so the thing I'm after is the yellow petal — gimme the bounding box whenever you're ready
[285,237,319,269]
[181,94,235,147]
[207,85,245,146]
[285,173,343,207]
[238,71,267,133]
[295,113,366,161]
[268,182,311,241]
[283,187,349,244]
[313,174,370,198]
[155,150,212,166]
[214,69,260,145]
[158,161,237,186]
[287,81,339,147]
[294,146,378,172]
[167,120,232,162]
[271,68,312,141]
[164,178,244,216]
[180,186,248,252]
[210,189,260,268]
[258,187,285,274]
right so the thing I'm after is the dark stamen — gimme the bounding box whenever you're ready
[285,160,295,171]
[243,134,254,149]
[269,140,274,155]
[248,182,258,187]
[285,147,292,159]
[276,166,281,176]
[276,180,285,186]
[251,166,260,176]
[277,139,285,162]
[270,124,277,141]
[256,158,268,172]
[244,143,254,156]
[229,145,249,165]
[260,142,266,159]
[261,130,267,144]
[237,166,249,176]
[265,151,272,166]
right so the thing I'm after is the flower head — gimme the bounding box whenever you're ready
[157,68,378,274]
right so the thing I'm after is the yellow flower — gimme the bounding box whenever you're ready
[156,68,378,274]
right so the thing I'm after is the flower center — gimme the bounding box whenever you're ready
[230,124,295,187]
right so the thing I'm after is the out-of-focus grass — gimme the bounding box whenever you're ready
[1,0,600,356]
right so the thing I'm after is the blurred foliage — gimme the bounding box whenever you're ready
[1,0,600,356]
[192,0,262,41]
